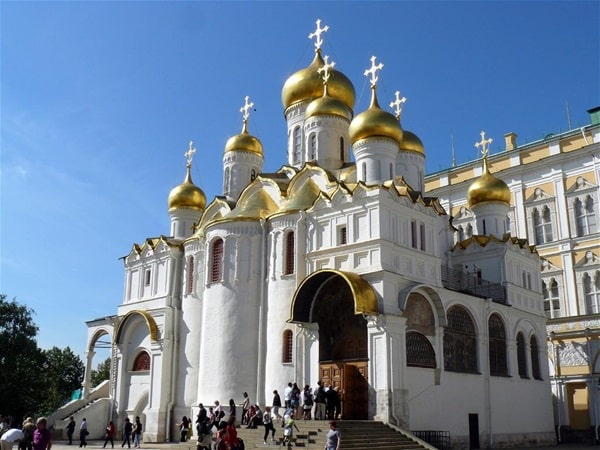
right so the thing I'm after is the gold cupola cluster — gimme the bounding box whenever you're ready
[168,142,207,212]
[281,19,355,112]
[349,56,403,145]
[225,96,263,156]
[467,131,511,207]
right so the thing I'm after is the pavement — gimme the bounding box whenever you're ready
[44,440,600,450]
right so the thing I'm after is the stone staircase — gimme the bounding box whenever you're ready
[180,420,437,450]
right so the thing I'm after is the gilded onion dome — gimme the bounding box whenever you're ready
[305,84,353,121]
[467,158,511,207]
[281,50,355,111]
[168,165,207,212]
[400,129,425,155]
[224,120,264,156]
[349,87,403,145]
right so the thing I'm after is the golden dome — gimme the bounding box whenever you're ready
[467,159,511,207]
[168,166,207,212]
[349,88,403,145]
[281,50,355,111]
[305,84,353,121]
[400,129,424,155]
[225,121,263,156]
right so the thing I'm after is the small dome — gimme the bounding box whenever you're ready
[349,88,403,145]
[305,85,352,121]
[281,50,355,111]
[467,160,511,207]
[224,122,263,156]
[400,130,424,155]
[168,167,206,212]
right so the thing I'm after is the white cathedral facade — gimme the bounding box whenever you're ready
[79,21,555,448]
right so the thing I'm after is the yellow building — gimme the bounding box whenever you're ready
[425,107,600,443]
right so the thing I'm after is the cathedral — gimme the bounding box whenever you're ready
[74,20,555,448]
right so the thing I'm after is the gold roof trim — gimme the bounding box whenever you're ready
[452,233,537,254]
[114,309,159,343]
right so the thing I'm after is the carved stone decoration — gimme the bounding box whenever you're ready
[558,342,589,366]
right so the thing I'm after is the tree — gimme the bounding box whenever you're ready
[91,357,111,387]
[0,295,45,420]
[40,347,85,415]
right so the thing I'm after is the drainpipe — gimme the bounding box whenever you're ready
[255,219,268,407]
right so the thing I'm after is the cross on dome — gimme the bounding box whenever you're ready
[308,19,329,51]
[184,141,196,167]
[240,96,254,122]
[389,90,407,119]
[364,56,384,88]
[317,55,336,85]
[475,130,493,158]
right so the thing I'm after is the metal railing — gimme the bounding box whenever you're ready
[412,430,451,450]
[441,264,507,304]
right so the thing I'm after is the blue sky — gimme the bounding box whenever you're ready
[1,1,599,362]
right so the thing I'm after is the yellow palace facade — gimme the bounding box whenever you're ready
[425,107,600,443]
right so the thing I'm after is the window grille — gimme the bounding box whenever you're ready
[186,256,194,295]
[489,314,508,376]
[406,332,436,368]
[282,330,293,363]
[210,239,224,283]
[133,351,150,371]
[284,232,295,275]
[443,306,478,373]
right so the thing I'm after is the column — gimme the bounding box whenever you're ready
[297,323,319,387]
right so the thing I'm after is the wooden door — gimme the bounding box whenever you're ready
[343,362,368,419]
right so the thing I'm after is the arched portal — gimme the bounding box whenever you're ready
[289,270,378,419]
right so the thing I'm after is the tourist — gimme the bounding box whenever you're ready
[103,421,115,448]
[223,417,240,450]
[283,383,293,409]
[314,382,326,420]
[272,390,282,419]
[291,383,301,417]
[195,403,208,438]
[121,418,132,449]
[1,428,24,450]
[228,399,236,422]
[78,418,88,448]
[20,418,35,450]
[282,413,299,447]
[262,406,275,445]
[132,417,142,448]
[241,392,250,425]
[65,417,76,445]
[177,416,189,442]
[324,420,341,450]
[32,418,51,450]
[302,385,313,420]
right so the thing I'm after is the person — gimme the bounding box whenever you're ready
[195,403,208,438]
[121,418,132,449]
[241,392,250,425]
[214,401,222,419]
[272,390,282,420]
[223,417,240,450]
[207,407,216,432]
[20,418,35,450]
[302,385,313,420]
[103,421,115,449]
[262,406,275,445]
[324,420,341,450]
[213,429,227,450]
[132,417,142,448]
[78,418,87,448]
[32,418,51,450]
[1,429,24,450]
[282,413,299,447]
[177,416,189,442]
[283,383,293,409]
[228,399,236,422]
[65,417,76,446]
[291,383,301,418]
[314,382,326,420]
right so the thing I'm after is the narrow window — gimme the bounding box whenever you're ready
[133,351,150,371]
[251,169,256,181]
[340,137,345,161]
[224,167,230,193]
[361,162,367,182]
[186,256,195,295]
[293,127,301,163]
[543,279,561,318]
[489,314,508,376]
[309,134,317,160]
[530,336,541,380]
[584,271,600,314]
[419,223,426,251]
[284,232,295,275]
[457,226,465,241]
[466,223,473,238]
[482,219,487,235]
[338,226,347,245]
[210,238,224,283]
[533,207,553,244]
[516,332,527,378]
[389,163,393,180]
[144,269,151,287]
[411,220,418,249]
[282,330,293,363]
[575,196,597,236]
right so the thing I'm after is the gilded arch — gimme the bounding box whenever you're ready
[114,310,159,344]
[288,269,378,323]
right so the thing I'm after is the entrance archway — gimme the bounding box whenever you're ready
[289,270,378,419]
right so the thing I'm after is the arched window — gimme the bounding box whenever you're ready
[209,238,224,283]
[584,271,600,314]
[282,330,293,363]
[457,226,465,242]
[293,127,302,163]
[186,256,194,295]
[542,278,561,318]
[443,306,478,373]
[533,206,553,244]
[516,332,527,378]
[340,137,345,161]
[309,134,317,160]
[530,335,541,380]
[284,231,295,275]
[361,162,367,182]
[488,314,508,376]
[465,224,473,238]
[406,332,436,368]
[575,195,597,236]
[224,167,230,193]
[132,351,150,371]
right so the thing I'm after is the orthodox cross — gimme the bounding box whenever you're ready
[308,19,329,50]
[317,55,335,85]
[240,96,254,122]
[364,56,384,87]
[184,141,196,167]
[389,90,407,120]
[474,130,493,158]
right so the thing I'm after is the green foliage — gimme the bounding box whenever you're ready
[0,295,84,419]
[91,357,111,387]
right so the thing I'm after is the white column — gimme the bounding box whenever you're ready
[554,176,570,240]
[297,323,319,388]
